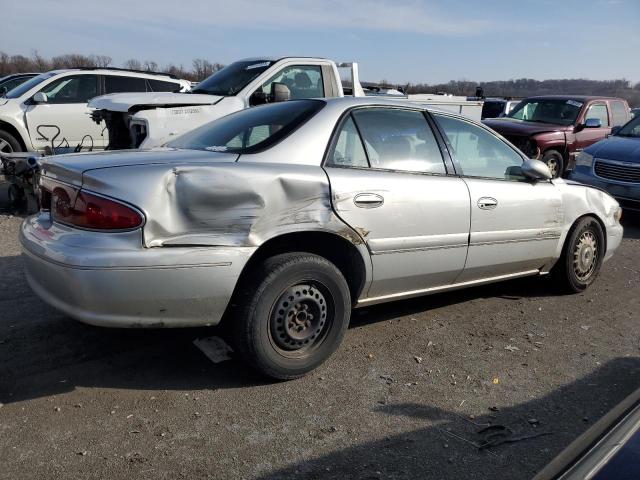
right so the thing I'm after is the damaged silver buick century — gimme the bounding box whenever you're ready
[20,97,623,379]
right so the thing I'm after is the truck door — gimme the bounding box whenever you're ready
[575,102,612,152]
[24,74,105,151]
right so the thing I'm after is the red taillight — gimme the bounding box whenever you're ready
[51,186,143,230]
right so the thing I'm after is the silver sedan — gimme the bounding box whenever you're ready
[21,97,623,379]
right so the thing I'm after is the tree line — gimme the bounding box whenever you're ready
[1,51,638,106]
[0,51,222,82]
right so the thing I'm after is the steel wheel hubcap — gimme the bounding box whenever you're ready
[0,139,12,153]
[270,283,329,351]
[546,158,559,177]
[573,231,598,281]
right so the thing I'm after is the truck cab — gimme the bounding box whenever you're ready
[90,57,346,150]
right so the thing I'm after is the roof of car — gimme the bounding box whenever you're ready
[45,67,184,80]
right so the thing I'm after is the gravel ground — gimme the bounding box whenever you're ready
[0,204,639,480]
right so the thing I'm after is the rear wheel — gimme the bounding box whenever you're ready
[552,217,604,293]
[0,130,22,154]
[541,150,564,178]
[233,253,351,380]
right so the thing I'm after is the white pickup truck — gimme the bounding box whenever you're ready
[89,57,483,149]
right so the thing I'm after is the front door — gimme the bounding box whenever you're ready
[575,102,612,152]
[432,112,563,282]
[323,107,471,299]
[24,74,105,151]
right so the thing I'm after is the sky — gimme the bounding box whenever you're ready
[1,0,639,84]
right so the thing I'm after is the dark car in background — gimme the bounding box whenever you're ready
[0,73,38,96]
[484,96,631,178]
[568,114,640,212]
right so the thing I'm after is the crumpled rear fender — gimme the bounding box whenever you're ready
[80,161,365,249]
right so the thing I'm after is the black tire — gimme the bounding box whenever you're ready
[552,217,605,293]
[233,252,351,380]
[541,150,564,179]
[0,129,22,154]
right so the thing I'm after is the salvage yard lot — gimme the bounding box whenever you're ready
[1,210,639,480]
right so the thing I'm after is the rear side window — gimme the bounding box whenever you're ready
[350,108,445,174]
[104,76,147,94]
[434,113,524,180]
[167,99,325,153]
[147,79,181,92]
[326,116,368,168]
[611,101,629,127]
[585,104,609,127]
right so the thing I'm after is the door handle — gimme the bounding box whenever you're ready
[354,193,384,208]
[477,197,498,210]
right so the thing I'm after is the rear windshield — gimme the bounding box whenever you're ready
[4,72,56,99]
[167,99,325,153]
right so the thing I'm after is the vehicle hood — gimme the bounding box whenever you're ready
[483,118,571,136]
[586,136,640,164]
[88,92,223,112]
[40,148,238,185]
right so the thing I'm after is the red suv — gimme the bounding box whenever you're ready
[483,96,631,177]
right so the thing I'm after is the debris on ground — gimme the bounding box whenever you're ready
[504,345,519,352]
[414,356,423,364]
[193,336,234,363]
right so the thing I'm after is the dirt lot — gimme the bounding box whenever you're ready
[1,205,639,480]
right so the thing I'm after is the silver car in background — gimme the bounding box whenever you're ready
[21,97,623,379]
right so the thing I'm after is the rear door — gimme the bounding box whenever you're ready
[433,113,562,282]
[25,74,104,151]
[323,107,471,300]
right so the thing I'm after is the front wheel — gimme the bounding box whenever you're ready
[552,217,605,293]
[233,253,351,380]
[541,150,564,179]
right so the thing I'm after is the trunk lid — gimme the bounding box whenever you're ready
[40,148,238,186]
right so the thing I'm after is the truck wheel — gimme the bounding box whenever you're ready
[0,130,22,154]
[541,150,564,178]
[233,253,351,380]
[552,217,604,293]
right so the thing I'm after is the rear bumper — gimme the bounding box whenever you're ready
[20,214,255,328]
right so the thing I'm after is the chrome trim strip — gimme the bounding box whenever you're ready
[368,232,469,254]
[357,269,542,306]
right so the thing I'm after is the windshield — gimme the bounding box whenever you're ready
[167,99,325,153]
[616,115,640,138]
[191,60,275,96]
[4,72,57,99]
[508,98,583,125]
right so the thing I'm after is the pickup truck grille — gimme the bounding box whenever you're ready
[504,135,535,157]
[594,160,640,184]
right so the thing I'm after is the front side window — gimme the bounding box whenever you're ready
[259,65,324,100]
[435,114,524,180]
[585,104,610,127]
[167,99,324,153]
[104,75,146,94]
[326,116,368,168]
[508,99,582,126]
[611,101,629,127]
[351,108,446,174]
[38,75,98,104]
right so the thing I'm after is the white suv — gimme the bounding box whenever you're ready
[0,68,190,154]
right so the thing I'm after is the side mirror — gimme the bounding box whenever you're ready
[0,86,7,95]
[584,118,602,128]
[609,125,622,136]
[33,92,48,103]
[271,82,290,103]
[521,159,552,181]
